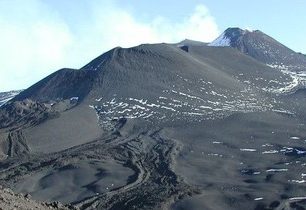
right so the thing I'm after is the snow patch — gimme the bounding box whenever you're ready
[208,32,231,47]
[95,97,103,102]
[70,97,79,101]
[262,150,279,154]
[240,148,257,152]
[289,197,306,201]
[266,168,288,172]
[289,180,306,184]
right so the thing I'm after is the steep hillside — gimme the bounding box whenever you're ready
[1,30,306,210]
[209,27,306,72]
[0,90,22,107]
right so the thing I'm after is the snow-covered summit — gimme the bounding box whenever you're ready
[208,27,249,47]
[0,90,22,107]
[208,32,231,47]
[208,27,306,69]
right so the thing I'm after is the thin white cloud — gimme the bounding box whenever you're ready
[177,5,220,41]
[0,1,219,91]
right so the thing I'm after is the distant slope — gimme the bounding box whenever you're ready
[0,43,295,157]
[13,68,96,102]
[2,28,306,210]
[176,39,207,47]
[0,90,22,107]
[209,27,306,71]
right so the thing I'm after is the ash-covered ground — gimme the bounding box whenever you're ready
[1,28,306,210]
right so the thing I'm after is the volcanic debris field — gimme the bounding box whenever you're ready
[1,28,306,210]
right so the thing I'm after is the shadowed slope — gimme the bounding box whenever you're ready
[209,27,306,71]
[1,36,306,210]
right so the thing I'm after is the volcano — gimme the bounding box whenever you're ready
[1,28,306,210]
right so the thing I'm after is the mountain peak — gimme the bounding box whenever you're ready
[208,27,251,47]
[226,27,254,34]
[208,27,306,68]
[208,27,273,48]
[224,27,248,34]
[176,39,207,48]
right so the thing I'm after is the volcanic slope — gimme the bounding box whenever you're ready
[209,27,306,71]
[0,43,291,154]
[208,27,306,106]
[1,30,306,210]
[0,90,22,107]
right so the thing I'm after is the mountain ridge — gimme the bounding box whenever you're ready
[208,27,306,71]
[1,27,306,210]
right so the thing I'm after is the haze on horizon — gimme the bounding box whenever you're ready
[0,0,305,92]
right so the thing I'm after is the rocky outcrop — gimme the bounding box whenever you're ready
[0,185,76,210]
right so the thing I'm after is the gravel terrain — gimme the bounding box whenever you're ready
[1,28,306,210]
[0,185,75,210]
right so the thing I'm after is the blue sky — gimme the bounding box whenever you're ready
[0,0,305,91]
